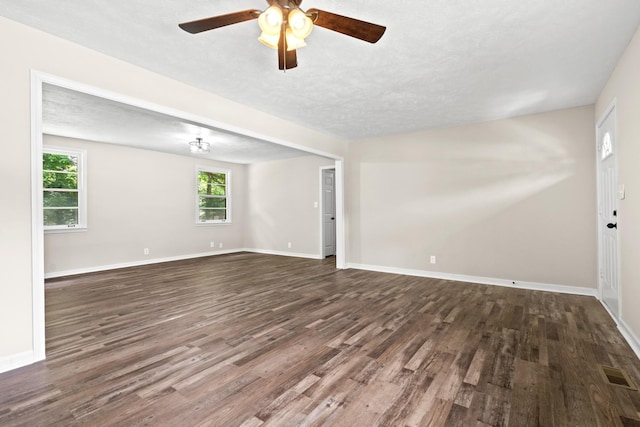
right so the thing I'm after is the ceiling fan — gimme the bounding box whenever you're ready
[178,0,386,70]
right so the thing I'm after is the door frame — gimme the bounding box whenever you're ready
[320,166,336,258]
[595,98,621,320]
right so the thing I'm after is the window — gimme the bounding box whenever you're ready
[43,148,86,230]
[601,132,613,160]
[197,167,230,224]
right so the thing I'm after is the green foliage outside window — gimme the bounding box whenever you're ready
[43,152,80,227]
[198,170,228,222]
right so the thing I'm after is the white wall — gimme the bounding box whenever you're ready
[0,16,344,367]
[346,105,597,289]
[596,26,640,348]
[44,135,247,276]
[245,156,335,257]
[44,137,334,275]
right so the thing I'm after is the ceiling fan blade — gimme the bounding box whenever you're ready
[306,8,386,43]
[278,25,298,70]
[179,9,260,34]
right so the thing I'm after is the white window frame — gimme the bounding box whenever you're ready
[43,147,87,232]
[196,166,231,225]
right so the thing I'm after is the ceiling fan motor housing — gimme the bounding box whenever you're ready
[272,0,304,9]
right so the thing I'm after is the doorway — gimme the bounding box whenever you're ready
[596,102,620,319]
[321,167,336,258]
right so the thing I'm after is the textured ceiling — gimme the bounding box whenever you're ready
[43,84,310,164]
[2,0,640,143]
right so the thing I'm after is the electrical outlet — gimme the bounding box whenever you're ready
[219,242,223,248]
[430,255,436,264]
[288,242,292,248]
[144,248,149,255]
[210,241,215,248]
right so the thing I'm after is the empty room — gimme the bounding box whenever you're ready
[2,1,640,425]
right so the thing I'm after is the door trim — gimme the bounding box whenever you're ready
[334,160,346,269]
[595,98,621,319]
[30,70,46,364]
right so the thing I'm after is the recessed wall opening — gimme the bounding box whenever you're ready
[31,72,346,362]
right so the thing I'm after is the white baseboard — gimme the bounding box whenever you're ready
[245,248,323,260]
[0,350,39,375]
[617,319,640,360]
[44,248,323,279]
[593,297,640,361]
[346,263,598,297]
[44,249,244,279]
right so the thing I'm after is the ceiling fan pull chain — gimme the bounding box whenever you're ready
[283,22,287,72]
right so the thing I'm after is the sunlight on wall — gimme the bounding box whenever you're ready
[360,123,574,245]
[349,106,596,287]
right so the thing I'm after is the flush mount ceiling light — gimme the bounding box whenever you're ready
[179,0,386,70]
[189,137,210,153]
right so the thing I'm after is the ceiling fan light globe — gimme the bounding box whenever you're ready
[288,9,313,39]
[258,6,283,35]
[258,32,280,49]
[285,28,307,51]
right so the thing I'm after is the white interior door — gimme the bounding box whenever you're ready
[322,169,336,257]
[597,105,620,319]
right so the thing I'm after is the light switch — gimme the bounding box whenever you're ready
[619,184,626,200]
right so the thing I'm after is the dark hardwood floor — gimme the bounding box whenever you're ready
[1,253,640,426]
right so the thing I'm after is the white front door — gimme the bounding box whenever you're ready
[597,105,620,319]
[322,169,336,257]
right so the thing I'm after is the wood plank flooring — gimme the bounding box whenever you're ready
[1,253,640,426]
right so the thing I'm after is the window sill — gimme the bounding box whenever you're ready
[196,221,232,226]
[44,227,88,234]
